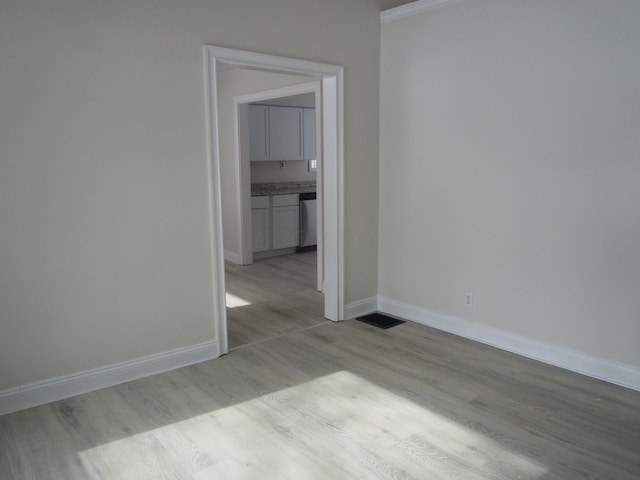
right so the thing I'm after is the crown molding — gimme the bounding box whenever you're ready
[380,0,461,24]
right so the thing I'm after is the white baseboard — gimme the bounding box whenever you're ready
[0,341,219,416]
[345,296,379,320]
[4,296,637,416]
[377,296,640,392]
[224,249,242,265]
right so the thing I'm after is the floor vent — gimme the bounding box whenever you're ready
[356,313,405,329]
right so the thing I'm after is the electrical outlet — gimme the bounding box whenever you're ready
[464,292,473,308]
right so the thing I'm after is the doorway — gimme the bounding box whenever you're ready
[228,85,322,349]
[225,249,323,349]
[203,46,345,355]
[233,82,322,288]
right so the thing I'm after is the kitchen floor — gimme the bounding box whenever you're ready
[225,251,326,349]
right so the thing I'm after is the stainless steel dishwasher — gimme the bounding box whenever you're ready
[298,192,317,249]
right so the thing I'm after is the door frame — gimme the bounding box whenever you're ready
[234,81,323,292]
[203,46,345,355]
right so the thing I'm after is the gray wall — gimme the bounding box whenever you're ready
[0,0,380,390]
[255,93,316,108]
[379,0,640,368]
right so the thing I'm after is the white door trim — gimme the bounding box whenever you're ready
[203,46,345,355]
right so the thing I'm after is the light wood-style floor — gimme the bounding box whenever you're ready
[2,284,640,478]
[225,251,326,350]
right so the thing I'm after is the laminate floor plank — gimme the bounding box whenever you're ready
[2,305,640,478]
[225,251,327,349]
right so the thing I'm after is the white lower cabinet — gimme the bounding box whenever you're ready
[251,194,299,254]
[251,209,270,252]
[272,194,300,249]
[251,196,270,252]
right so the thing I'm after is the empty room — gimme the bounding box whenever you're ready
[1,0,639,478]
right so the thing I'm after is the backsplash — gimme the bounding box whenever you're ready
[251,160,316,184]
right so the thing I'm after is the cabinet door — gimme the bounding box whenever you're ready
[249,105,269,161]
[272,205,300,249]
[269,106,303,161]
[251,208,270,252]
[303,108,316,160]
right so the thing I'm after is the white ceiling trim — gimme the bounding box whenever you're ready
[380,0,461,24]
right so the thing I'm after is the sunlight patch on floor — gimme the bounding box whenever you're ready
[225,292,251,308]
[79,371,548,479]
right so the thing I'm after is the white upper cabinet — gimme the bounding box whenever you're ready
[303,107,316,160]
[268,106,303,161]
[249,105,315,162]
[249,105,270,162]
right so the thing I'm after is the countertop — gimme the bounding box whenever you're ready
[251,181,316,196]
